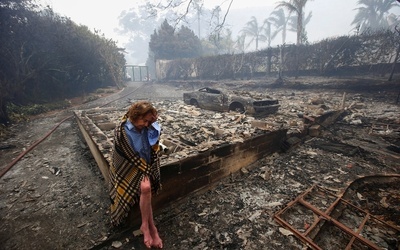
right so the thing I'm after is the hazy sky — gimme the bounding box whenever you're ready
[40,0,284,44]
[38,0,400,63]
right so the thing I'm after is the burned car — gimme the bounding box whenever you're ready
[183,87,280,116]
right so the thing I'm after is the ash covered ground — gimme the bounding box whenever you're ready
[0,77,399,250]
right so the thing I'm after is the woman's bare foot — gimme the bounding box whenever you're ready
[150,226,163,248]
[140,225,153,248]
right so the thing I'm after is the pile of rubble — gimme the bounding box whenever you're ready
[76,83,400,170]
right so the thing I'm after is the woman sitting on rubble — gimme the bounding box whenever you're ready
[109,101,163,249]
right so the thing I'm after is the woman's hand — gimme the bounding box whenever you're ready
[150,113,158,124]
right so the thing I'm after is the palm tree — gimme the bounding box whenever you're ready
[268,8,290,45]
[287,11,312,44]
[352,0,399,33]
[219,28,236,54]
[276,0,313,45]
[260,20,273,47]
[235,33,246,54]
[240,16,264,50]
[193,0,204,38]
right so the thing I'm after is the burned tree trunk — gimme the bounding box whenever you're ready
[388,45,399,82]
[0,99,10,125]
[265,48,272,77]
[388,26,400,82]
[232,53,245,80]
[389,27,400,104]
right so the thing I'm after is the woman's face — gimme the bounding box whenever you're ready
[132,112,156,131]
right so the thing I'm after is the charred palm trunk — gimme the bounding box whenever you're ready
[388,40,400,82]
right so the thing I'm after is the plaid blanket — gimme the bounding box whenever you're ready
[109,116,161,226]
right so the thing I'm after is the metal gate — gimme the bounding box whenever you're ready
[124,65,149,82]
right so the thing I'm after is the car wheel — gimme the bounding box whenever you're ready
[230,103,245,113]
[190,99,199,107]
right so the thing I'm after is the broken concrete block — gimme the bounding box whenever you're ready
[214,127,225,137]
[97,122,116,131]
[280,137,302,152]
[90,114,108,121]
[309,97,324,105]
[308,124,321,137]
[251,120,272,130]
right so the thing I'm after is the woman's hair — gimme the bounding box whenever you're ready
[126,101,157,122]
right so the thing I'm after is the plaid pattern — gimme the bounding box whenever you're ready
[109,115,161,226]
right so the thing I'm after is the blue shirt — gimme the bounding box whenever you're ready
[124,120,160,163]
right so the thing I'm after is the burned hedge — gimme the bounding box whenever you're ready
[156,30,400,80]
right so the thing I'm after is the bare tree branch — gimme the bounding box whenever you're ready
[146,0,234,34]
[214,0,234,33]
